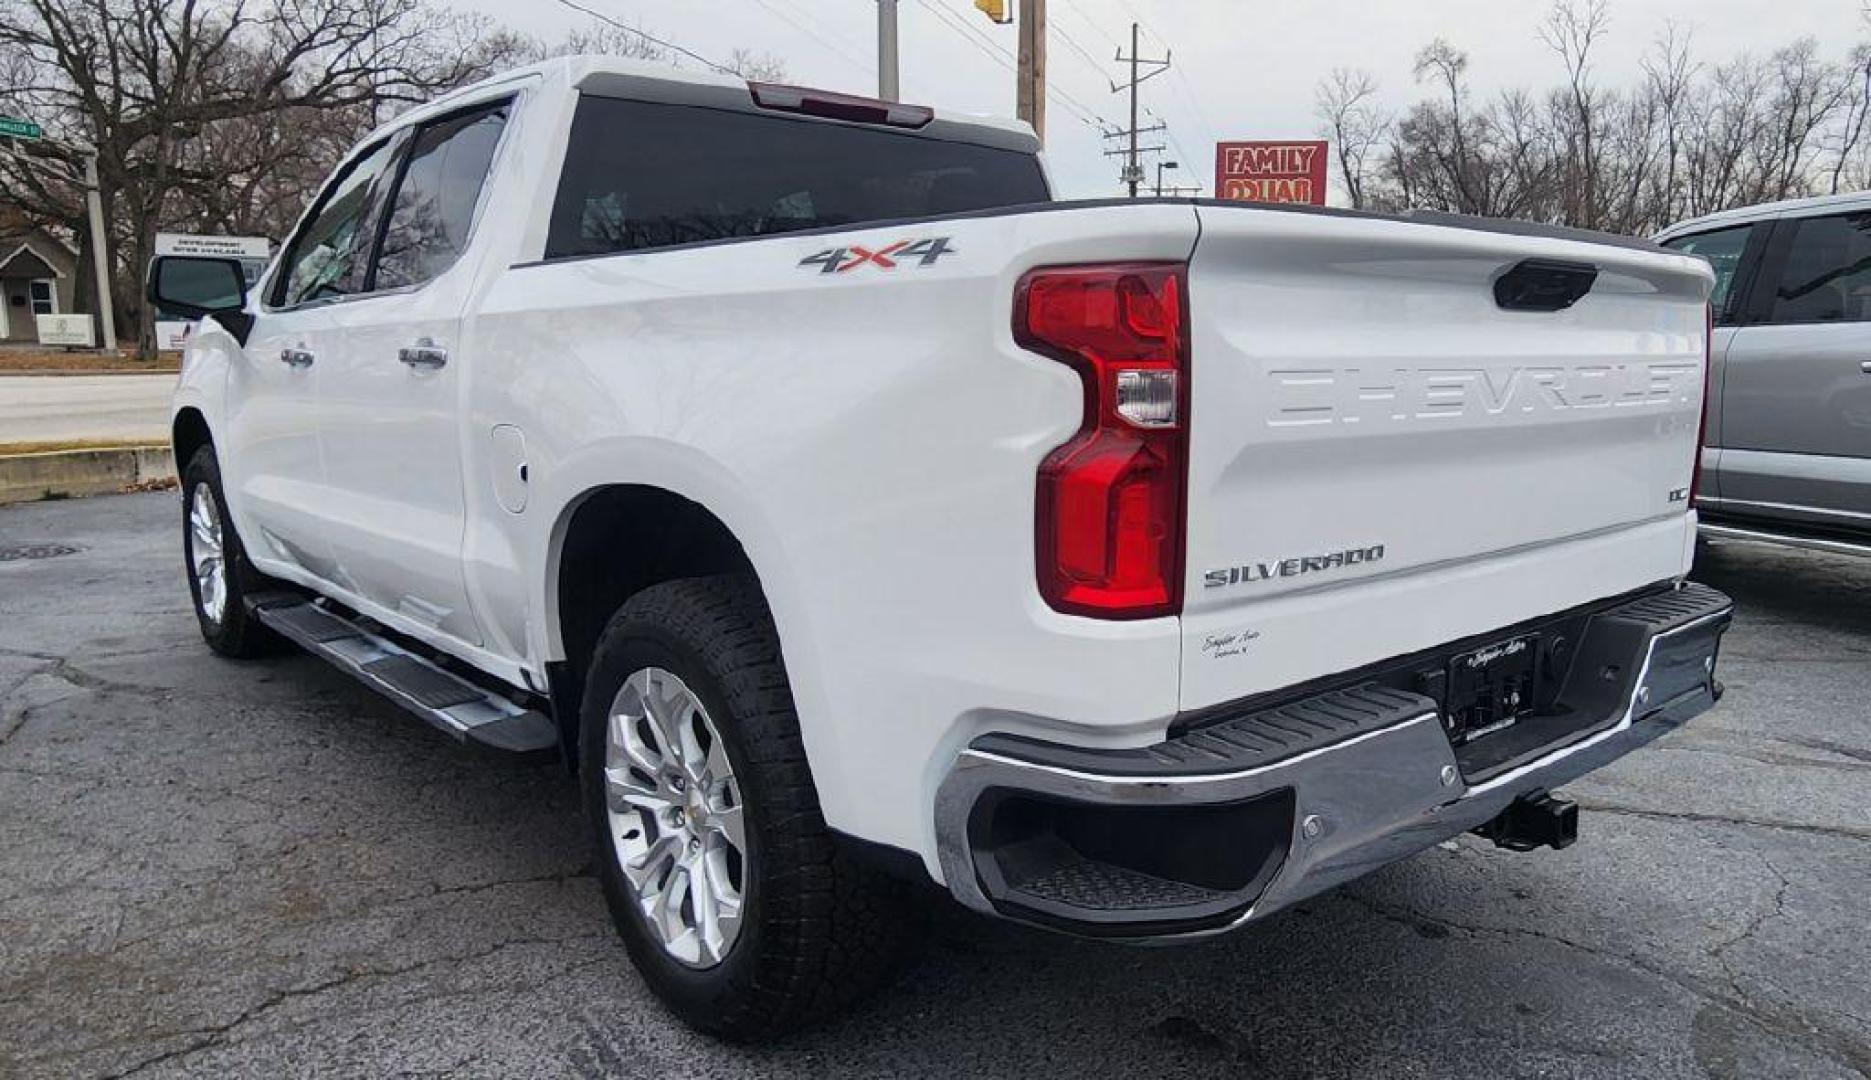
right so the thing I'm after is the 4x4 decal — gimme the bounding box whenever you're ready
[799,236,955,274]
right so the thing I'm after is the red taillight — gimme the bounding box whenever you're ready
[1016,263,1188,619]
[1691,302,1712,505]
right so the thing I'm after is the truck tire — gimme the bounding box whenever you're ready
[580,574,913,1041]
[181,446,280,658]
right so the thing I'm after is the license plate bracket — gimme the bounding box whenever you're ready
[1445,633,1542,744]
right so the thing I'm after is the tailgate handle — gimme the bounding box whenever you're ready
[1494,258,1598,313]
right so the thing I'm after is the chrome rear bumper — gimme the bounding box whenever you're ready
[933,582,1733,939]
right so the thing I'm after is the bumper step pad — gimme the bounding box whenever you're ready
[973,684,1438,779]
[251,595,558,754]
[1598,580,1734,636]
[1015,859,1228,912]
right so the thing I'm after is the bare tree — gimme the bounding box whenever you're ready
[1318,14,1871,234]
[1411,39,1485,214]
[1759,39,1854,196]
[1639,24,1698,228]
[0,0,520,355]
[522,21,786,83]
[725,48,789,83]
[1315,68,1386,208]
[1540,0,1610,228]
[1826,43,1871,192]
[527,21,669,63]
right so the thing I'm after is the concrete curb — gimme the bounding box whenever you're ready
[0,369,181,377]
[0,446,176,506]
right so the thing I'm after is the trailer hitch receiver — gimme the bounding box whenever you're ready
[1474,789,1579,852]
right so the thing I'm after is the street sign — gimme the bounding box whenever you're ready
[0,116,43,141]
[1215,140,1329,206]
[155,232,271,260]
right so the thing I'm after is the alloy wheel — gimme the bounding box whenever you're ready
[188,482,227,625]
[603,667,747,968]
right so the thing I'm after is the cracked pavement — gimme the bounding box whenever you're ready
[3,492,1868,1078]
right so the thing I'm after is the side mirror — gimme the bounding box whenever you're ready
[146,255,253,342]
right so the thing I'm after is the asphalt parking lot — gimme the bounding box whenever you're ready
[2,491,1867,1079]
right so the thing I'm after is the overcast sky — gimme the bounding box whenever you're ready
[452,0,1857,200]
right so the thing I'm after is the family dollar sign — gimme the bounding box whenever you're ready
[1215,141,1329,206]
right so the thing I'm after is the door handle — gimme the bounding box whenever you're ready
[279,346,314,368]
[1861,362,1871,374]
[399,339,448,370]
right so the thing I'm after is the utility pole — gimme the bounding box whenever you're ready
[1110,22,1171,197]
[877,0,899,102]
[81,152,116,351]
[1015,0,1045,144]
[969,0,1040,144]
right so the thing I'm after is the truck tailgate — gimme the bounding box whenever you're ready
[1180,205,1713,710]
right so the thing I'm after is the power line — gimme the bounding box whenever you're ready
[1110,0,1154,38]
[551,0,735,74]
[1147,106,1204,194]
[918,0,1015,69]
[1113,0,1216,152]
[1060,2,1207,194]
[917,0,1109,128]
[1167,62,1218,155]
[1045,16,1136,134]
[1054,0,1122,51]
[748,0,876,78]
[943,3,1116,129]
[1065,1,1217,184]
[1050,19,1112,81]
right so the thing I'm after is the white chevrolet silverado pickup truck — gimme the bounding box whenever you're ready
[150,56,1733,1039]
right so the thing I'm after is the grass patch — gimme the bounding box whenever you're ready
[121,475,179,494]
[0,438,164,456]
[0,349,181,373]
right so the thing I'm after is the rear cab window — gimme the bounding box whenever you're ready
[544,96,1050,259]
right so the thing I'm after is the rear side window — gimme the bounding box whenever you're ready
[1764,212,1871,324]
[1662,224,1753,324]
[545,96,1048,259]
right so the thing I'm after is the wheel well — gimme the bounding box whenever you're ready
[552,486,756,747]
[172,408,212,470]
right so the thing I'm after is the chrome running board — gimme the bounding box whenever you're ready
[251,594,558,753]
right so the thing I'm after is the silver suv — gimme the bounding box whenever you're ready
[1660,193,1871,556]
